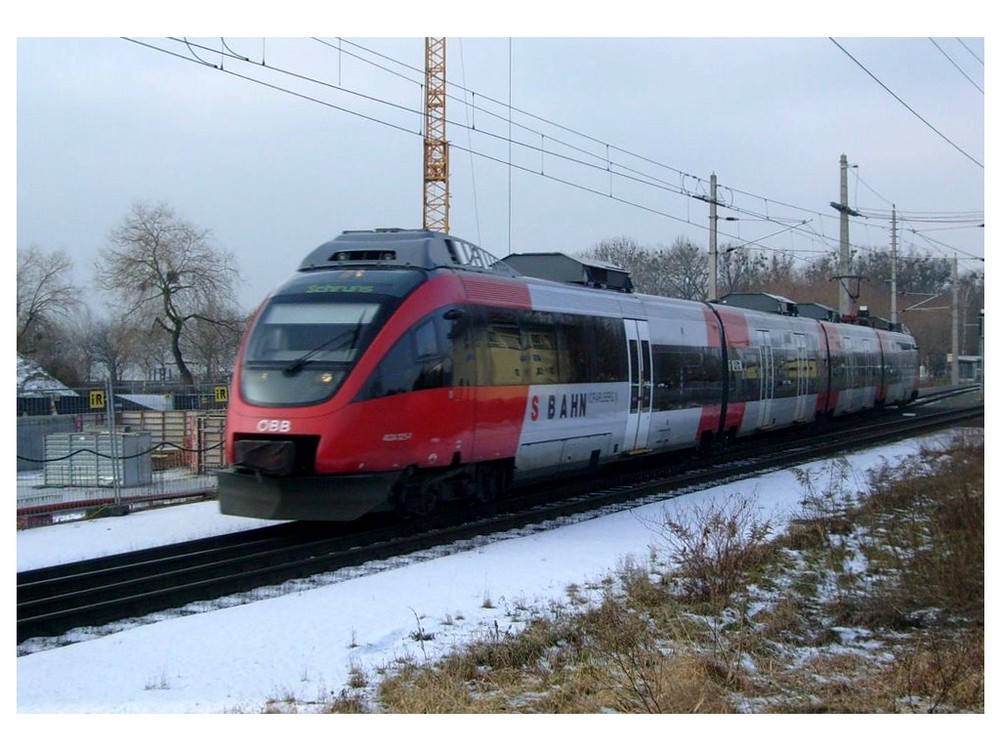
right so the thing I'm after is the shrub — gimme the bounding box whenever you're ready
[655,493,773,607]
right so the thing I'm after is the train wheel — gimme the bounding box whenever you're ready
[473,464,504,505]
[391,470,441,518]
[698,431,719,457]
[399,476,443,517]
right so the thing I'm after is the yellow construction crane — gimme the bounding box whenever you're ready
[423,38,449,233]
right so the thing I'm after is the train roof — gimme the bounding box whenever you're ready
[796,302,840,322]
[298,228,518,277]
[502,252,634,293]
[714,292,798,316]
[714,292,910,334]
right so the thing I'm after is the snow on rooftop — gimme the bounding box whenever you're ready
[16,355,76,396]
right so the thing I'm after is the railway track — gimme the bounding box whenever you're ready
[17,392,982,648]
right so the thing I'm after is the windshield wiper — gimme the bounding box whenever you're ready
[283,314,367,376]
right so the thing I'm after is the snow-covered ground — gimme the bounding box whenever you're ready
[15,432,963,719]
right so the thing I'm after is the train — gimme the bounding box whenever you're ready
[218,228,919,522]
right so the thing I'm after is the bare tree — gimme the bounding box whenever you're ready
[585,236,662,294]
[717,245,769,296]
[17,245,80,355]
[585,236,709,299]
[183,301,247,381]
[587,235,647,270]
[132,324,176,383]
[659,238,708,300]
[96,202,242,384]
[75,311,137,385]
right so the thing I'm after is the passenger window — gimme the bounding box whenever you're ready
[359,312,453,400]
[414,319,439,359]
[469,307,628,387]
[374,336,417,397]
[485,309,525,386]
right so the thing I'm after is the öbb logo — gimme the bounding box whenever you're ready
[257,419,292,433]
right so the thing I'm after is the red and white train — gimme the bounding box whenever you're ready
[218,228,919,521]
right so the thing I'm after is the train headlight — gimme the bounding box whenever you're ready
[319,372,334,384]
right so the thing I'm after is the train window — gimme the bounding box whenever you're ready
[246,302,379,364]
[523,311,558,384]
[485,308,525,386]
[368,336,414,397]
[466,307,628,387]
[592,318,628,382]
[359,312,454,400]
[772,349,796,399]
[557,315,591,384]
[239,300,381,407]
[730,346,762,403]
[651,345,723,411]
[414,318,439,359]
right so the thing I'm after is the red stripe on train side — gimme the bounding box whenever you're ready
[724,400,746,433]
[705,305,750,434]
[821,322,843,352]
[820,389,839,414]
[703,307,723,348]
[456,275,532,460]
[698,404,722,437]
[461,274,533,308]
[469,385,531,462]
[818,322,841,414]
[712,306,751,348]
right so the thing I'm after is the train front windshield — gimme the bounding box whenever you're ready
[239,300,381,406]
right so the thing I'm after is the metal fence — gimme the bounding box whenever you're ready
[16,382,232,417]
[16,404,228,527]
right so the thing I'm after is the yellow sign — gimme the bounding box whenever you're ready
[89,390,106,409]
[214,386,229,403]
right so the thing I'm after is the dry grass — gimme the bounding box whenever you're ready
[320,429,984,714]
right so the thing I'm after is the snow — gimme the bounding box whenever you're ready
[117,393,173,411]
[14,433,959,719]
[15,354,76,396]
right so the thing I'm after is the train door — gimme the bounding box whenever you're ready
[624,319,652,452]
[863,338,875,390]
[793,332,809,421]
[757,330,775,428]
[841,335,855,412]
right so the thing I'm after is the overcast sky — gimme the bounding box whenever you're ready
[13,8,987,312]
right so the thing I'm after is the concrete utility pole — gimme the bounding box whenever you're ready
[890,205,898,325]
[830,154,862,318]
[708,173,718,301]
[952,255,960,386]
[838,154,851,316]
[979,309,985,386]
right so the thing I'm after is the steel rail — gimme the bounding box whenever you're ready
[17,397,982,647]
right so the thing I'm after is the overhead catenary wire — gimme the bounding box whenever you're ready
[955,37,984,66]
[829,38,984,170]
[320,37,984,264]
[455,39,482,246]
[127,37,752,246]
[175,38,924,255]
[928,37,984,94]
[124,37,982,267]
[330,37,984,225]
